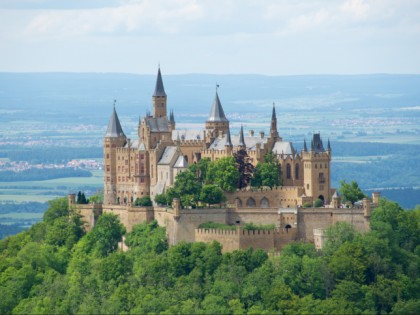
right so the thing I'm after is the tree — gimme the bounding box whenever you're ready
[314,198,323,207]
[206,156,240,192]
[87,213,126,257]
[43,197,69,224]
[339,180,366,205]
[199,184,226,205]
[154,193,169,206]
[251,151,281,188]
[76,191,88,204]
[134,196,153,207]
[234,149,255,188]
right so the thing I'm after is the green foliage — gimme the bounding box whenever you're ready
[234,149,255,188]
[154,193,169,206]
[303,201,312,208]
[134,196,153,206]
[198,221,237,230]
[206,156,240,192]
[87,213,126,257]
[1,196,419,315]
[199,184,226,205]
[243,223,276,231]
[314,198,323,207]
[76,191,88,204]
[43,197,69,224]
[339,180,366,205]
[251,151,281,188]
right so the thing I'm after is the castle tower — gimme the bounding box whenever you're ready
[104,104,127,205]
[205,90,229,142]
[302,133,331,204]
[152,67,167,118]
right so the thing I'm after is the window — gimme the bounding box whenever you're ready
[295,164,299,180]
[286,163,291,179]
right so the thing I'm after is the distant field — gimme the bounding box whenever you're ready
[0,170,103,203]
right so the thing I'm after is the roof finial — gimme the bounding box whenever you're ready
[113,99,116,109]
[216,83,219,93]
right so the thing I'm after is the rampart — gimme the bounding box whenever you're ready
[74,203,103,231]
[103,205,154,232]
[195,228,297,252]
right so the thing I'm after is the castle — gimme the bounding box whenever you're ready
[72,68,379,252]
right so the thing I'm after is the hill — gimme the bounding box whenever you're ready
[0,197,419,314]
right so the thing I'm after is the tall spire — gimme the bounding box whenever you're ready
[303,138,308,152]
[327,138,331,151]
[153,67,166,97]
[270,102,279,139]
[207,91,228,122]
[105,101,125,138]
[238,125,246,147]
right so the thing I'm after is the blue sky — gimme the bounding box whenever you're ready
[1,0,419,74]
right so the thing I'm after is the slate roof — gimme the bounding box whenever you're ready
[209,134,268,150]
[158,146,177,165]
[272,141,296,156]
[172,129,204,141]
[238,125,246,147]
[153,68,167,97]
[207,92,228,122]
[105,106,125,138]
[311,133,326,153]
[174,155,188,168]
[144,116,170,132]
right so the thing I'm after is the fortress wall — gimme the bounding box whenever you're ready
[195,229,240,252]
[103,205,153,232]
[173,208,228,243]
[226,186,304,208]
[76,204,103,231]
[195,228,298,253]
[227,208,280,227]
[332,209,369,232]
[154,207,178,245]
[297,207,369,242]
[297,208,334,242]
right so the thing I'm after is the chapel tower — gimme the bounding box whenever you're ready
[152,67,167,118]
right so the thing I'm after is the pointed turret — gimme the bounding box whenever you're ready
[169,110,176,131]
[105,103,125,138]
[303,139,308,152]
[207,92,228,122]
[327,138,331,151]
[205,88,229,142]
[238,125,246,148]
[225,128,233,147]
[153,67,166,97]
[152,67,167,118]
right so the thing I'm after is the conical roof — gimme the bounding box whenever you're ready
[238,125,246,147]
[207,92,228,122]
[303,139,308,152]
[153,67,166,97]
[225,128,233,147]
[105,106,125,138]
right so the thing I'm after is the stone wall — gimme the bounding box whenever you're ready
[75,204,103,231]
[103,205,154,232]
[297,207,368,242]
[195,228,297,252]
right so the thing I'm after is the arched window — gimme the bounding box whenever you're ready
[295,164,299,180]
[246,197,256,208]
[260,197,270,208]
[235,198,242,207]
[286,163,291,179]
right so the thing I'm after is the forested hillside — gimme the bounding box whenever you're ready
[0,198,419,314]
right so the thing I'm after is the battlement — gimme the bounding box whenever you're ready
[195,227,297,252]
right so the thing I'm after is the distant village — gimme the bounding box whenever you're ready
[0,159,103,173]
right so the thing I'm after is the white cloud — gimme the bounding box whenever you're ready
[341,0,370,19]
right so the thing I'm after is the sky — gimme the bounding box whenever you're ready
[1,0,420,75]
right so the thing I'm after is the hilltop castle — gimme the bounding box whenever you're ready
[72,68,379,252]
